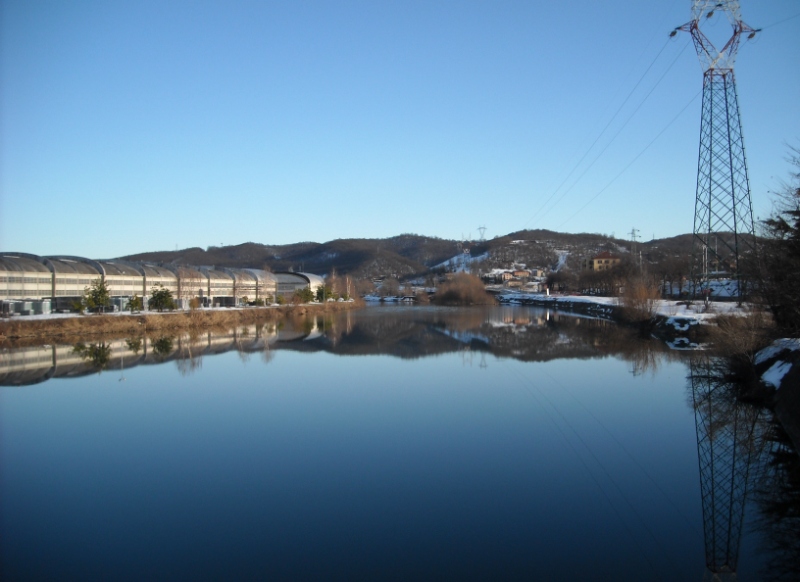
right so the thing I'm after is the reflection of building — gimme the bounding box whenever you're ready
[0,252,316,313]
[689,357,766,579]
[0,322,318,386]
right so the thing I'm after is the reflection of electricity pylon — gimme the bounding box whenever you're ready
[674,1,759,298]
[689,357,765,580]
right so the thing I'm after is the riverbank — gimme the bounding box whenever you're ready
[494,291,746,340]
[496,290,742,321]
[0,301,361,344]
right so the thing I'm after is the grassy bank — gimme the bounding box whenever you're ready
[0,302,361,344]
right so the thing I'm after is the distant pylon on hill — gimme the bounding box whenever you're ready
[674,1,759,299]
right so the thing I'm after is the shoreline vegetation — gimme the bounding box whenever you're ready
[0,301,361,345]
[430,273,496,306]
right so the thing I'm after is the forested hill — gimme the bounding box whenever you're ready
[121,235,463,279]
[120,230,700,278]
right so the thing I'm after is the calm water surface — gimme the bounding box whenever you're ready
[1,305,796,581]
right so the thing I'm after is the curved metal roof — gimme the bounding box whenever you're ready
[45,257,102,276]
[223,268,257,283]
[245,269,277,284]
[299,272,325,287]
[98,261,142,277]
[200,268,233,282]
[140,265,178,279]
[0,254,51,274]
[275,271,324,287]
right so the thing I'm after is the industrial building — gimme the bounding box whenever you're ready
[0,252,321,315]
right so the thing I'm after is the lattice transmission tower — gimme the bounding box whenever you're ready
[674,1,759,298]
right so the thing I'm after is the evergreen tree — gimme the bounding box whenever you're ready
[293,287,314,303]
[129,295,143,312]
[315,285,333,302]
[149,284,175,312]
[83,278,110,313]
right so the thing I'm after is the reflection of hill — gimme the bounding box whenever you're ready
[279,307,684,373]
[1,307,685,386]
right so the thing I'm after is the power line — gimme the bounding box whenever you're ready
[522,38,677,230]
[760,11,800,30]
[522,39,674,229]
[557,89,701,230]
[533,39,692,228]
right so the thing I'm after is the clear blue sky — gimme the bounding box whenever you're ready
[2,0,798,258]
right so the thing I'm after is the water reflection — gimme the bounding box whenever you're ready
[751,420,800,581]
[1,305,798,580]
[0,306,683,386]
[72,341,112,372]
[687,355,799,581]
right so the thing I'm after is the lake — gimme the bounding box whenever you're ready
[1,305,796,581]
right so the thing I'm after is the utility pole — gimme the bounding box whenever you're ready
[629,227,640,271]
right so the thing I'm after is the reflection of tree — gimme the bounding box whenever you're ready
[234,327,252,363]
[626,335,662,377]
[751,421,800,582]
[151,336,174,359]
[175,333,204,376]
[126,337,142,354]
[72,342,112,372]
[689,356,768,579]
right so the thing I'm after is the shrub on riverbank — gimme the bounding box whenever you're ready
[432,274,496,306]
[618,277,660,324]
[704,307,778,398]
[707,308,774,364]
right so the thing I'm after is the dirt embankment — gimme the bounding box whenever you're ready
[0,302,360,345]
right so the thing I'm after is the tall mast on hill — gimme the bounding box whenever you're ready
[673,1,758,299]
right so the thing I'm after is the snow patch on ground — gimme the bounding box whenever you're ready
[755,338,800,366]
[553,251,569,272]
[664,317,696,332]
[763,360,793,388]
[434,252,488,272]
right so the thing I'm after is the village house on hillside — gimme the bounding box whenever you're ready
[581,251,621,272]
[481,267,547,292]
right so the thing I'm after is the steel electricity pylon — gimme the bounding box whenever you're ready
[673,1,759,299]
